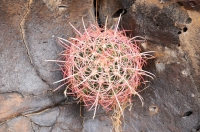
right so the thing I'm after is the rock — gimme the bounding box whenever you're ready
[0,116,33,132]
[0,1,49,96]
[52,105,83,132]
[37,127,52,132]
[0,0,200,132]
[0,0,92,130]
[29,108,60,127]
[82,116,112,132]
[175,0,200,11]
[29,105,83,132]
[0,92,53,123]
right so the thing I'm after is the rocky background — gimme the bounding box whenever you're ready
[0,0,200,132]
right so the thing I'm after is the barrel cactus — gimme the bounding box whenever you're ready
[52,19,154,132]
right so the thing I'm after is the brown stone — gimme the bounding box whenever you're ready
[0,116,33,132]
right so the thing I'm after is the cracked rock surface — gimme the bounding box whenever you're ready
[0,0,200,132]
[0,0,92,131]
